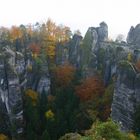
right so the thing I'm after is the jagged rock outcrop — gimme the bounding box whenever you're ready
[96,22,108,42]
[134,49,140,62]
[0,97,10,135]
[111,62,137,131]
[69,34,82,68]
[0,47,51,138]
[127,24,140,48]
[80,22,108,78]
[25,54,50,94]
[36,62,50,94]
[111,23,140,131]
[0,47,24,137]
[56,43,69,65]
[77,22,140,131]
[135,74,140,105]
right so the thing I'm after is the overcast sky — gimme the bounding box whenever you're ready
[0,0,140,38]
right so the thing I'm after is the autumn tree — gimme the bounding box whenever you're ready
[24,89,41,139]
[54,64,75,88]
[75,77,106,124]
[56,25,71,42]
[10,26,22,41]
[29,42,41,58]
[38,19,71,60]
[0,134,9,140]
[75,77,105,101]
[98,83,114,121]
[75,77,113,121]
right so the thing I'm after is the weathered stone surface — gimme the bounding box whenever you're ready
[37,63,50,94]
[0,96,10,135]
[134,49,140,62]
[111,62,140,131]
[97,22,108,42]
[135,74,140,106]
[0,48,24,137]
[56,43,69,65]
[127,24,140,48]
[69,34,82,68]
[89,27,98,51]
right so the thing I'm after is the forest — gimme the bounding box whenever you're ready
[0,19,140,140]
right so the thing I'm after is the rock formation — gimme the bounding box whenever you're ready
[1,21,140,136]
[127,24,140,48]
[0,47,24,137]
[0,46,51,138]
[111,61,138,131]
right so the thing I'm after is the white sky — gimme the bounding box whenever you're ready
[0,0,140,39]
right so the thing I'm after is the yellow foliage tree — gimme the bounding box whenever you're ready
[46,45,55,59]
[127,52,132,62]
[127,133,136,140]
[0,134,8,140]
[40,19,71,59]
[10,26,22,41]
[46,18,56,42]
[25,89,38,106]
[45,109,54,120]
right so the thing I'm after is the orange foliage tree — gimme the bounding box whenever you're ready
[29,43,41,58]
[54,64,75,88]
[75,77,105,101]
[10,26,22,41]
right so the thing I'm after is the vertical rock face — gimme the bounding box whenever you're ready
[111,23,140,131]
[135,74,140,106]
[81,22,108,77]
[56,43,69,65]
[127,24,140,48]
[127,26,135,44]
[0,46,51,137]
[69,34,82,68]
[36,62,50,94]
[111,62,137,131]
[0,48,24,137]
[80,22,140,131]
[134,49,140,62]
[25,56,51,94]
[0,97,10,135]
[97,22,108,42]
